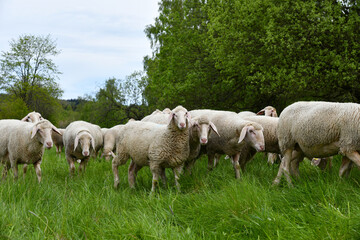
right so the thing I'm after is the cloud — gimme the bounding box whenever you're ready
[0,0,159,99]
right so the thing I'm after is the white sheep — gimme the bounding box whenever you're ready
[257,106,278,117]
[63,121,103,174]
[190,109,265,179]
[112,105,191,191]
[21,111,44,123]
[273,101,360,186]
[0,119,61,182]
[102,125,124,161]
[236,115,280,170]
[52,128,65,154]
[184,115,220,174]
[141,109,220,174]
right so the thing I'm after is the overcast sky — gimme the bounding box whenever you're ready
[0,0,159,99]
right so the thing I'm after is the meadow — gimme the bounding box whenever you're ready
[0,149,360,239]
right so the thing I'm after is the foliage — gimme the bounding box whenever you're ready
[0,95,29,119]
[0,34,63,118]
[77,74,148,127]
[144,0,360,112]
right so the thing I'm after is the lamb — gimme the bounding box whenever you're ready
[236,115,280,170]
[112,106,191,191]
[102,125,124,161]
[184,115,220,173]
[52,128,65,154]
[63,121,103,174]
[190,109,265,179]
[255,106,280,164]
[0,119,61,182]
[273,101,360,186]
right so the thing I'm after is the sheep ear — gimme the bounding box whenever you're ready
[167,112,175,125]
[238,126,249,143]
[74,135,80,151]
[22,115,29,122]
[91,137,96,151]
[271,110,278,117]
[52,127,62,135]
[31,125,38,139]
[185,111,191,121]
[210,122,220,137]
[256,109,265,115]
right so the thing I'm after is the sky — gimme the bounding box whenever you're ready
[0,0,159,99]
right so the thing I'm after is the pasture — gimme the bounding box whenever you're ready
[0,149,359,239]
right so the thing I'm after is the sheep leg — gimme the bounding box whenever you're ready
[12,163,19,180]
[231,153,241,179]
[150,164,161,192]
[128,161,142,188]
[66,155,76,176]
[23,164,28,178]
[160,167,167,188]
[79,158,89,173]
[173,165,183,191]
[207,153,215,171]
[289,150,304,178]
[273,149,293,186]
[339,156,353,177]
[34,161,42,183]
[185,159,195,175]
[214,154,221,168]
[2,164,9,181]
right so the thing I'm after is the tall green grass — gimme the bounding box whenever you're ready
[0,150,360,239]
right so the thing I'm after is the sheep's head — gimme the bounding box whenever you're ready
[31,120,60,149]
[192,116,220,145]
[22,111,44,123]
[74,131,95,157]
[237,123,265,152]
[168,105,191,130]
[257,106,278,117]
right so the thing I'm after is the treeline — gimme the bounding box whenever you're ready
[1,0,359,127]
[144,0,360,112]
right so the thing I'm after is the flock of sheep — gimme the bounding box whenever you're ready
[0,101,359,191]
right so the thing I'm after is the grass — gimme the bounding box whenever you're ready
[1,150,360,239]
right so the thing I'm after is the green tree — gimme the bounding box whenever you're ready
[144,0,220,110]
[0,34,63,118]
[77,74,148,127]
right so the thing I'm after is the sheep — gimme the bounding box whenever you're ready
[141,109,169,124]
[190,109,265,179]
[257,106,278,117]
[52,129,65,154]
[235,115,280,170]
[273,101,360,186]
[21,111,45,175]
[102,125,124,161]
[21,111,44,123]
[184,115,220,174]
[237,111,256,118]
[0,119,61,182]
[63,121,103,175]
[141,109,220,174]
[112,105,191,192]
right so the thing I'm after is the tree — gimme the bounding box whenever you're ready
[77,73,148,127]
[0,34,63,118]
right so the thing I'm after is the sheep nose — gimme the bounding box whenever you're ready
[180,122,185,128]
[83,151,89,156]
[200,138,208,145]
[46,141,53,148]
[259,145,265,151]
